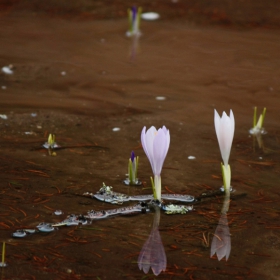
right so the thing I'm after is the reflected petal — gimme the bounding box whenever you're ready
[138,227,167,276]
[210,214,231,261]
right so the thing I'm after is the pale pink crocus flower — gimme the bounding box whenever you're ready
[214,110,235,191]
[141,126,170,201]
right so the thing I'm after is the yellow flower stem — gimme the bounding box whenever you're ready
[221,163,231,192]
[135,156,139,181]
[136,7,142,30]
[2,242,5,264]
[128,158,133,183]
[128,9,132,32]
[150,176,157,199]
[253,107,257,128]
[260,107,266,128]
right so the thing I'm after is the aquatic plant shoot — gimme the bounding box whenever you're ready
[214,110,235,191]
[250,107,266,135]
[0,242,6,267]
[126,6,142,37]
[42,133,59,156]
[141,126,170,200]
[124,151,141,185]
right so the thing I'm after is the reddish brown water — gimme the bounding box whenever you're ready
[0,3,280,280]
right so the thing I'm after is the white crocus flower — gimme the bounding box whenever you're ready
[141,126,170,201]
[214,110,235,191]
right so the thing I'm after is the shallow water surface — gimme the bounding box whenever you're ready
[0,9,280,280]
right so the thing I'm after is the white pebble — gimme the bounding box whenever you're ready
[112,127,120,132]
[155,96,166,100]
[54,210,63,216]
[0,114,8,120]
[1,66,13,75]
[188,156,196,160]
[141,12,160,21]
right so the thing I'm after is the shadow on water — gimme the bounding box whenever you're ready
[0,3,280,279]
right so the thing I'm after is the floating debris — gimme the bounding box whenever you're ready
[52,214,90,227]
[155,96,166,100]
[1,65,13,75]
[54,210,63,216]
[112,127,120,132]
[12,230,27,238]
[36,223,55,232]
[84,184,195,205]
[188,156,196,160]
[161,204,193,214]
[141,12,160,21]
[0,115,8,120]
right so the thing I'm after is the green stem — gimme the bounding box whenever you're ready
[2,242,5,264]
[128,158,133,183]
[128,9,132,32]
[150,176,157,199]
[260,107,266,128]
[253,107,257,127]
[136,7,142,31]
[135,156,139,182]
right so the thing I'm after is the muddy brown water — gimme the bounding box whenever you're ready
[0,6,280,280]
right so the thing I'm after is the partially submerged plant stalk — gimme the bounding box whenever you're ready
[250,107,266,135]
[124,151,141,185]
[126,6,142,37]
[150,176,157,200]
[128,151,138,184]
[0,242,6,267]
[214,110,235,192]
[46,134,57,156]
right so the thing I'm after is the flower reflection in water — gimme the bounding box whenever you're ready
[138,206,166,276]
[210,188,231,261]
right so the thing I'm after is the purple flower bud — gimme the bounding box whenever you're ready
[131,151,135,162]
[132,6,137,23]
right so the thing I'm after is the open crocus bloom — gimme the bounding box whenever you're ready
[141,126,170,200]
[214,110,235,191]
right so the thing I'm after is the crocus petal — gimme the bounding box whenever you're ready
[210,214,231,261]
[214,110,235,166]
[141,126,156,168]
[138,210,167,276]
[153,127,170,175]
[141,126,170,176]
